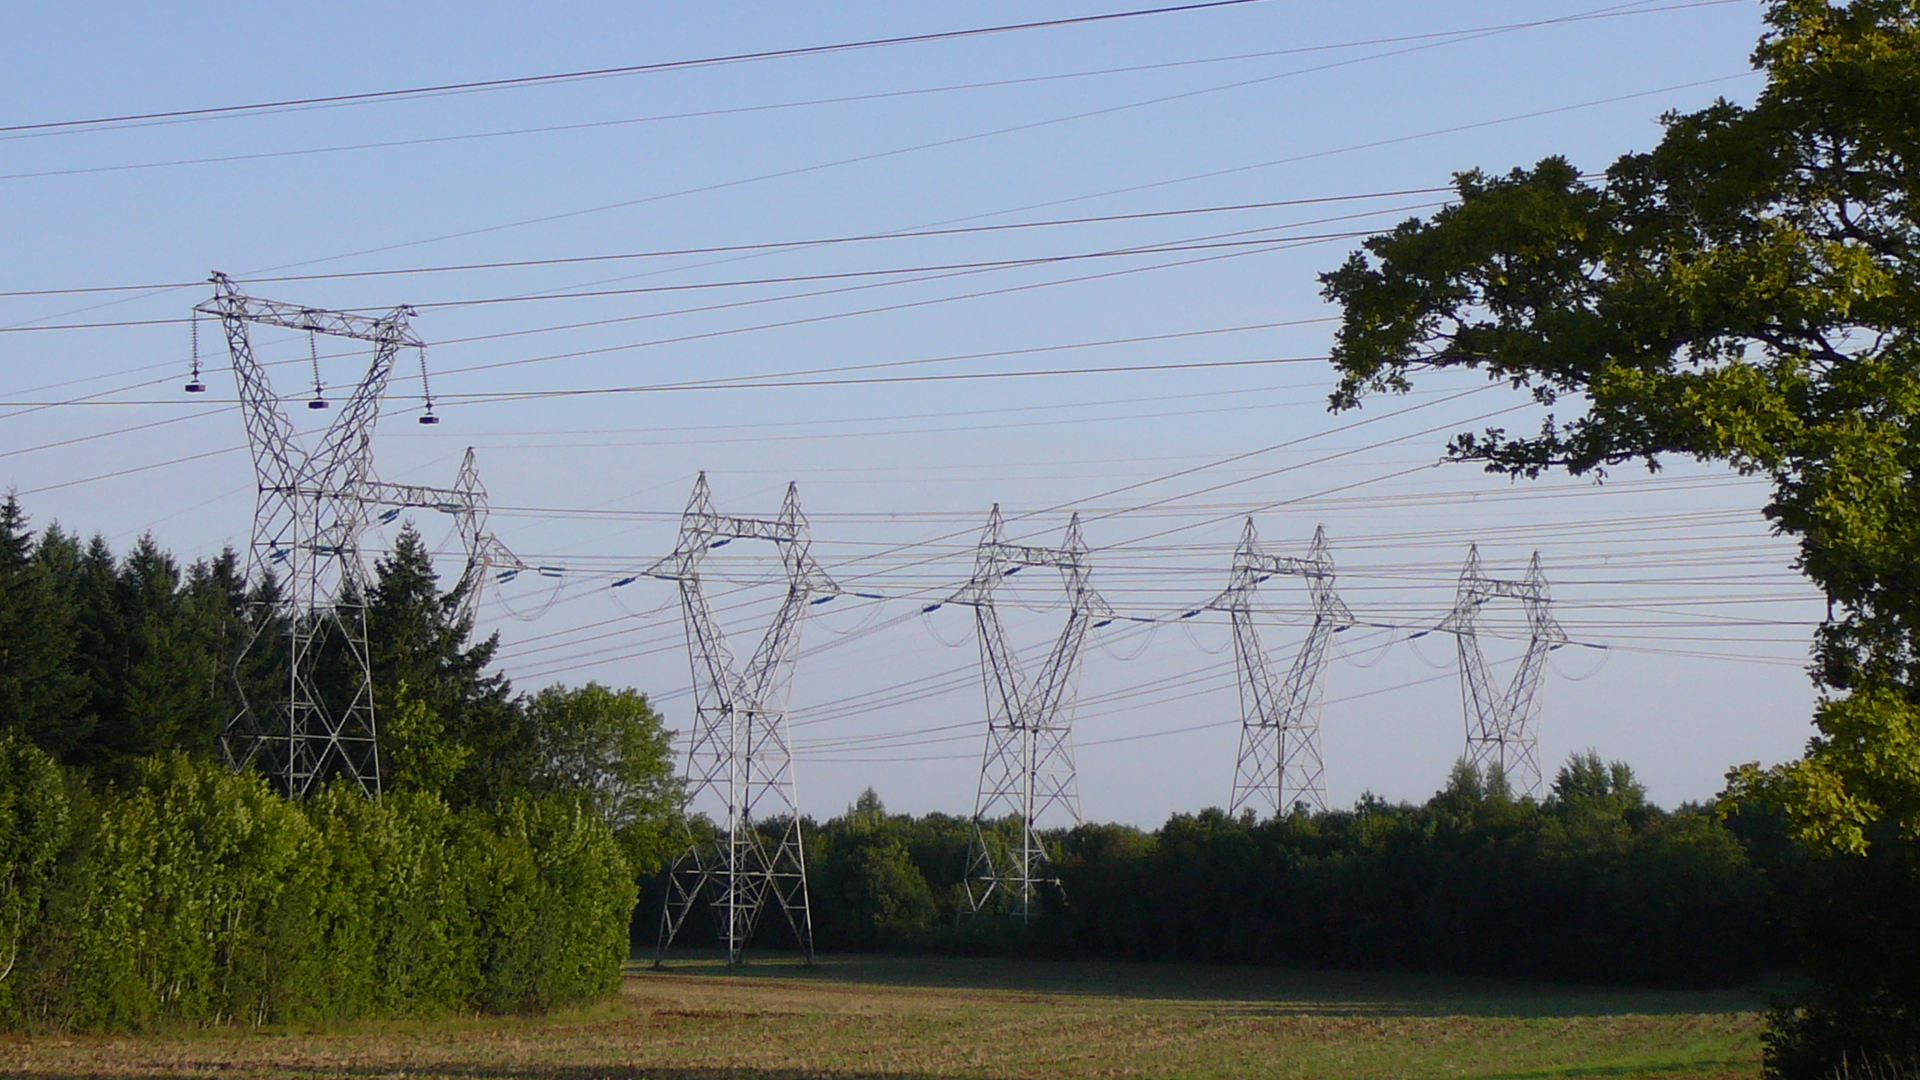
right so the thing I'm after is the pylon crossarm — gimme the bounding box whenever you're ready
[196,274,423,347]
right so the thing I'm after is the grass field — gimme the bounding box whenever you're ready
[0,954,1768,1079]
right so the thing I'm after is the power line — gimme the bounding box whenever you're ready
[0,191,1447,298]
[0,1,1741,175]
[0,0,1272,136]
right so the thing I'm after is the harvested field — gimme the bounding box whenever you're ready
[0,954,1768,1079]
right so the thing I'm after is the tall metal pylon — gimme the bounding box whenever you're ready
[196,272,424,797]
[1435,545,1566,796]
[651,473,836,966]
[1209,521,1353,817]
[952,506,1111,922]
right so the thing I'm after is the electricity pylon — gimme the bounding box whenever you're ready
[196,271,424,797]
[1435,545,1566,797]
[651,474,836,966]
[953,506,1111,922]
[360,447,529,624]
[1209,521,1353,818]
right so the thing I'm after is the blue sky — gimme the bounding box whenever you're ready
[0,1,1814,823]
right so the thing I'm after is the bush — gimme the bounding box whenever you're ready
[0,755,634,1031]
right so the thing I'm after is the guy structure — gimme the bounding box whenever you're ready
[651,474,836,965]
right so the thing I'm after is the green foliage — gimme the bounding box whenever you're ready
[526,682,680,876]
[0,754,631,1032]
[1318,3,1920,1070]
[467,795,635,1012]
[809,791,939,950]
[380,683,473,796]
[0,500,86,756]
[795,761,1767,988]
[0,735,68,1009]
[0,505,655,1032]
[366,525,528,808]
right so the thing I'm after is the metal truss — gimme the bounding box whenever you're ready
[359,447,529,625]
[197,272,424,797]
[953,506,1112,922]
[1209,521,1353,818]
[650,473,836,966]
[1434,545,1566,797]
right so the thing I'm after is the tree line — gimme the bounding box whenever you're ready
[0,496,676,1029]
[785,758,1786,990]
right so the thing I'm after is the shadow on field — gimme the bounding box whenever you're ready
[638,950,1772,1018]
[0,1072,962,1080]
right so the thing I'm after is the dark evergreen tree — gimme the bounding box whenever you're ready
[364,524,529,804]
[0,498,85,756]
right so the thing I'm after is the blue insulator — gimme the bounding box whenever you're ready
[1181,609,1201,619]
[855,592,885,600]
[709,538,732,549]
[378,509,402,524]
[1004,566,1022,575]
[537,566,563,578]
[497,569,521,582]
[810,595,836,605]
[1092,619,1114,629]
[922,602,943,613]
[611,576,637,588]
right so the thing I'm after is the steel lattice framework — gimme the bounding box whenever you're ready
[360,447,529,625]
[197,272,425,797]
[953,506,1111,922]
[1434,545,1567,796]
[1210,521,1353,817]
[651,474,836,966]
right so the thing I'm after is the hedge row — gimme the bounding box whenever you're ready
[0,736,633,1030]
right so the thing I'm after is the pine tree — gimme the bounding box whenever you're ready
[0,497,85,756]
[364,524,528,804]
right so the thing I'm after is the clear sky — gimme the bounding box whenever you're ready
[0,0,1816,825]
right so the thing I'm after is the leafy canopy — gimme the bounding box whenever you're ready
[1320,0,1920,849]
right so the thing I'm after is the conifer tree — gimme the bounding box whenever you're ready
[0,498,84,756]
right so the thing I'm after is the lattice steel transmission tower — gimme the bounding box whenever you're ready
[1209,521,1353,817]
[196,271,428,797]
[953,506,1111,922]
[1435,545,1566,796]
[651,474,836,966]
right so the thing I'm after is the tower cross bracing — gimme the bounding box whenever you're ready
[651,473,835,966]
[1210,521,1353,817]
[953,506,1111,922]
[197,272,423,797]
[1435,545,1566,796]
[358,447,529,625]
